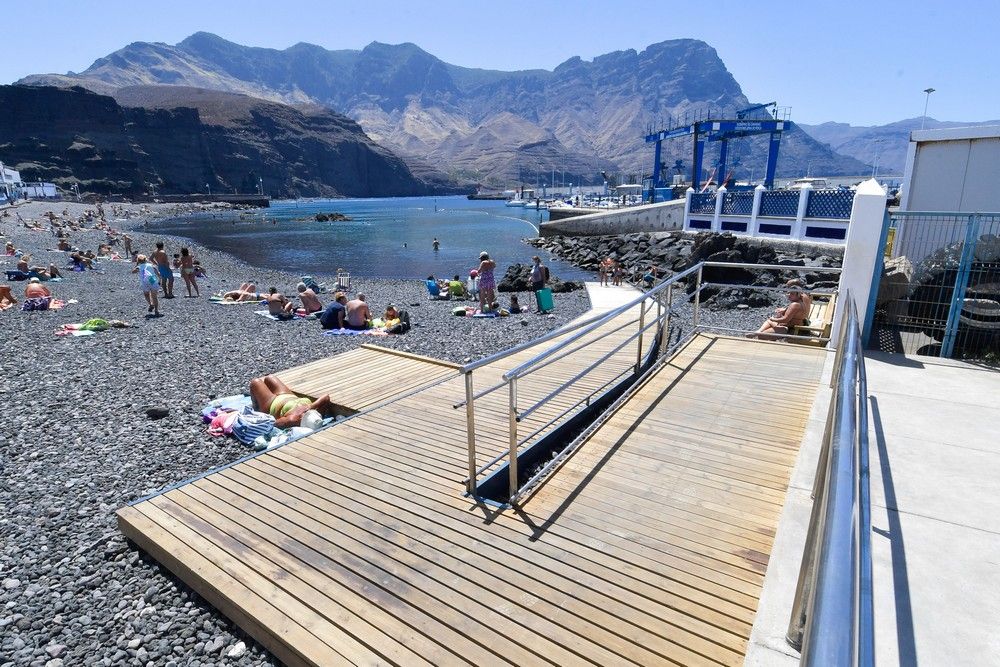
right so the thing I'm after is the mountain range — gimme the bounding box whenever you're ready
[18,32,871,191]
[797,117,1000,175]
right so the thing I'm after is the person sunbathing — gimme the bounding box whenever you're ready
[290,282,322,314]
[249,375,333,429]
[0,285,18,310]
[266,287,293,320]
[750,282,809,339]
[56,238,71,252]
[22,278,52,311]
[222,282,260,301]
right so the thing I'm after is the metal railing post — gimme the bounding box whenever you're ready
[635,300,646,373]
[693,265,703,328]
[663,284,673,351]
[941,213,981,358]
[508,378,519,503]
[464,371,477,496]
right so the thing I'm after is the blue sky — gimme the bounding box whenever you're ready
[3,0,996,126]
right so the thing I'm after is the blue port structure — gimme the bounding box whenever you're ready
[645,102,790,201]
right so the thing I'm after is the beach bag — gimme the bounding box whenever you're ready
[231,408,276,445]
[452,306,467,316]
[207,410,240,437]
[535,288,554,314]
[388,310,411,334]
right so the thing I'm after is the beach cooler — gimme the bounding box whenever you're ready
[535,288,554,314]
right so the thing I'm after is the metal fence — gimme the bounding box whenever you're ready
[806,189,855,219]
[689,192,716,214]
[759,190,801,217]
[722,190,755,215]
[787,292,874,666]
[871,211,1000,359]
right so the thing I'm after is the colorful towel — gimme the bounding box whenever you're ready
[321,328,388,337]
[209,295,264,305]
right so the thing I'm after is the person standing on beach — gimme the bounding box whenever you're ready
[433,238,440,251]
[179,247,200,298]
[122,233,133,259]
[530,256,546,292]
[476,251,497,312]
[151,242,174,299]
[133,254,161,316]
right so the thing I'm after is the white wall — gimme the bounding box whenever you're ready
[901,126,1000,211]
[539,199,685,236]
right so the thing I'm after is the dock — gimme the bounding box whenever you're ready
[117,282,829,665]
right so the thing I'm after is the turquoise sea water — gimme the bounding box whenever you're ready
[155,196,591,281]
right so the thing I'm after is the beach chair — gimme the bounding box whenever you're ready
[535,288,554,314]
[790,293,837,347]
[336,270,351,291]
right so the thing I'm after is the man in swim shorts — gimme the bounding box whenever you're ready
[151,241,174,299]
[249,375,333,429]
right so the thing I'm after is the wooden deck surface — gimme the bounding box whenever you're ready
[118,328,827,666]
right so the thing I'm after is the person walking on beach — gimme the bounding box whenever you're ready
[433,238,440,251]
[122,233,133,259]
[133,254,161,316]
[151,242,174,299]
[476,251,497,313]
[599,256,613,286]
[179,247,200,298]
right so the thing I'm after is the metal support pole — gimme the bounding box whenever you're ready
[464,372,477,496]
[693,266,703,328]
[635,301,646,373]
[941,214,980,358]
[508,378,519,503]
[663,284,673,351]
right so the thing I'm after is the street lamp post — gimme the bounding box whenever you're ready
[258,177,263,196]
[920,87,936,130]
[206,183,211,196]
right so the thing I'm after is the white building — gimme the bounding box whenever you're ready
[21,182,58,199]
[900,125,1000,211]
[0,161,22,202]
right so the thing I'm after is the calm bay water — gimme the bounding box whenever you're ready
[155,196,591,280]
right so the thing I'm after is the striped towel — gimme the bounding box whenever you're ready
[231,407,276,445]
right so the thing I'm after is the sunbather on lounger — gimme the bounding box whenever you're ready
[749,281,808,339]
[249,375,333,429]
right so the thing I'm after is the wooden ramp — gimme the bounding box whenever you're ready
[118,333,827,666]
[276,344,459,413]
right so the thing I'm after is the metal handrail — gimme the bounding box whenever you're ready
[787,291,874,666]
[502,263,702,381]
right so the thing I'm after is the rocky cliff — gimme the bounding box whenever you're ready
[0,84,447,198]
[20,33,870,185]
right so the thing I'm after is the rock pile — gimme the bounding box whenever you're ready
[496,263,584,293]
[529,231,843,308]
[313,212,351,222]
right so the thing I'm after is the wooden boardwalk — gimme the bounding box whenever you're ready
[118,329,827,666]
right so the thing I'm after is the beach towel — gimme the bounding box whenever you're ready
[321,328,388,337]
[21,297,51,311]
[472,312,499,318]
[201,394,252,423]
[209,295,264,305]
[254,310,301,321]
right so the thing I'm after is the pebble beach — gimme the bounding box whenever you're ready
[0,200,775,667]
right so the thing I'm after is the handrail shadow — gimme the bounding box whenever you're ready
[511,336,718,541]
[870,395,918,666]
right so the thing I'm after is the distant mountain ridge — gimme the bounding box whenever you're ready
[20,32,870,185]
[0,84,440,198]
[798,118,1000,174]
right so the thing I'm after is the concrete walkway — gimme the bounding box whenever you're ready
[745,351,1000,666]
[866,353,1000,666]
[582,281,641,314]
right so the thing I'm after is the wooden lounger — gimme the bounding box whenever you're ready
[791,293,837,347]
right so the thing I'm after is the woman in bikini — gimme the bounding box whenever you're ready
[179,247,200,298]
[750,282,809,339]
[476,251,497,312]
[249,375,334,429]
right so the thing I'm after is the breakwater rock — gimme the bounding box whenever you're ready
[528,231,843,308]
[497,263,584,293]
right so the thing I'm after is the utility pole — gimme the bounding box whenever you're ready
[920,87,936,130]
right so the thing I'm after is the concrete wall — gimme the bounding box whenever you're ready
[539,199,685,237]
[901,125,1000,211]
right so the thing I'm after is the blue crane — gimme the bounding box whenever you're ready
[645,102,789,200]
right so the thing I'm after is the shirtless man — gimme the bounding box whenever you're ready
[151,242,174,299]
[345,293,371,330]
[750,282,809,339]
[266,287,293,320]
[288,283,322,315]
[249,375,333,429]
